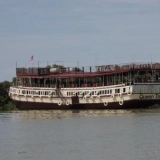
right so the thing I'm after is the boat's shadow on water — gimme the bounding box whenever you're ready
[11,105,160,120]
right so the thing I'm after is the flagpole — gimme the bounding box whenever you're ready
[16,61,17,86]
[32,55,34,67]
[32,59,34,67]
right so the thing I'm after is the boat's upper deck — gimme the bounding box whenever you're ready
[16,62,160,78]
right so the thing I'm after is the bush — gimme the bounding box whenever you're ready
[1,101,18,111]
[0,81,18,111]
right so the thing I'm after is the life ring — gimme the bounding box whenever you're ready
[127,91,132,95]
[66,101,69,106]
[104,101,108,106]
[58,101,62,106]
[119,100,123,105]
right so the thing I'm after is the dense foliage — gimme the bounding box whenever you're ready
[0,81,18,110]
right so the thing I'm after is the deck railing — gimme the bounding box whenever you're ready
[11,82,129,88]
[16,67,50,75]
[16,63,160,76]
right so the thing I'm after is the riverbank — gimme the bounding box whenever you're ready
[0,103,18,111]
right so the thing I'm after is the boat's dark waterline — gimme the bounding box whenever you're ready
[14,99,160,110]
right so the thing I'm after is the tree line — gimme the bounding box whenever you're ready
[0,80,17,110]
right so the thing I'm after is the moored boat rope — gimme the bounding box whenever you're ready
[83,96,87,100]
[118,93,122,98]
[104,101,108,106]
[58,101,62,106]
[111,94,115,99]
[49,91,52,95]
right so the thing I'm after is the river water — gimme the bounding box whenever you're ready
[0,109,160,160]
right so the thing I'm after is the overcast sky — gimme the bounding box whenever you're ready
[0,0,160,81]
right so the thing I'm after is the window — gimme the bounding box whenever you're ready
[22,90,25,94]
[115,89,120,93]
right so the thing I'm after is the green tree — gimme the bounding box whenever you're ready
[46,65,51,68]
[0,81,17,110]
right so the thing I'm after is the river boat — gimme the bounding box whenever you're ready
[9,62,160,110]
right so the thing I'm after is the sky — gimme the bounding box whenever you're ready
[0,0,160,82]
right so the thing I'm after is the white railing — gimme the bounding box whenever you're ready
[9,84,132,98]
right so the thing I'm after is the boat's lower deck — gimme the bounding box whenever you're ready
[9,84,160,110]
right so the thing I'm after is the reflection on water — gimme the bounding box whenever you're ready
[7,108,160,120]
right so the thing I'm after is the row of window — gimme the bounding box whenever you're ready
[67,88,126,96]
[21,90,58,96]
[11,88,127,96]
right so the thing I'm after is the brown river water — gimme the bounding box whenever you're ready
[0,109,160,160]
